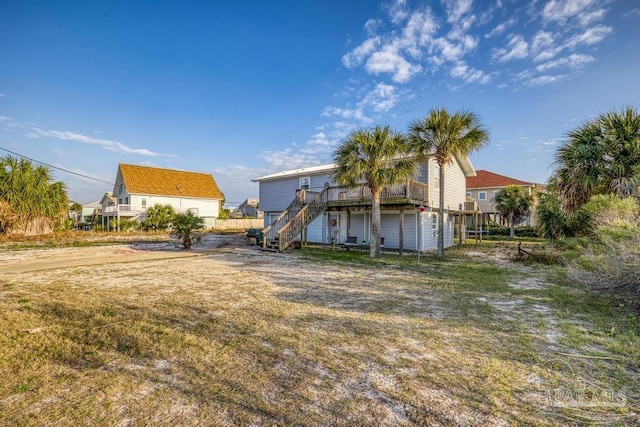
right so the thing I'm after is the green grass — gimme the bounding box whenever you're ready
[0,243,638,425]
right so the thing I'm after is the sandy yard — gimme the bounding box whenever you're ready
[0,234,637,426]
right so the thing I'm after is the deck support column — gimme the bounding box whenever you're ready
[399,209,404,256]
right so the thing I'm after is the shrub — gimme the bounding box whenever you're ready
[486,224,538,237]
[109,218,139,232]
[171,211,204,250]
[570,202,640,300]
[141,204,175,231]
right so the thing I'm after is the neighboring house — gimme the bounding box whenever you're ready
[236,198,262,218]
[252,155,475,252]
[465,169,545,226]
[102,164,224,230]
[69,199,103,228]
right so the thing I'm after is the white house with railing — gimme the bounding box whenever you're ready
[252,154,475,252]
[102,163,224,230]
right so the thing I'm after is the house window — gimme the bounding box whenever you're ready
[433,163,440,183]
[141,198,147,208]
[432,213,438,236]
[466,192,472,197]
[119,184,124,195]
[124,197,129,204]
[493,190,499,199]
[299,176,310,190]
[478,191,487,201]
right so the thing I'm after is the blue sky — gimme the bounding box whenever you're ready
[1,0,639,206]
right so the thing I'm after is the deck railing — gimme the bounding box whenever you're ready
[264,180,429,252]
[102,204,147,215]
[325,181,428,204]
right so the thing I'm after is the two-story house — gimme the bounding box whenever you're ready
[102,164,224,230]
[252,155,475,252]
[466,169,545,226]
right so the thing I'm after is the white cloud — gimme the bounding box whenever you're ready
[493,34,529,62]
[388,0,409,24]
[525,74,568,86]
[485,18,517,38]
[342,6,440,84]
[365,45,422,83]
[321,106,370,122]
[358,83,399,112]
[565,24,612,48]
[577,8,606,26]
[535,53,594,72]
[364,19,381,37]
[542,0,599,24]
[0,93,6,97]
[402,8,439,50]
[530,31,564,62]
[342,37,380,68]
[212,165,260,203]
[30,129,166,156]
[450,61,492,84]
[443,0,473,24]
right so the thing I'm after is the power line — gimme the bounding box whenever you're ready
[0,146,113,185]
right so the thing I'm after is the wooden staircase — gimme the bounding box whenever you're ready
[262,187,329,252]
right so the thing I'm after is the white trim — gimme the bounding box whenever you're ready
[253,163,337,182]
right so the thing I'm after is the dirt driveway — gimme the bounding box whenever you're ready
[0,234,247,274]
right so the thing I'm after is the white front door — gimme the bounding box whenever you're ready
[328,212,348,244]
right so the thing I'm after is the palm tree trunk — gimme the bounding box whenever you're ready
[437,162,445,258]
[510,214,515,238]
[370,188,381,258]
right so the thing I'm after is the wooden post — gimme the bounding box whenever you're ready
[475,210,479,244]
[399,209,404,256]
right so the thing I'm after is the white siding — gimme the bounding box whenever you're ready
[428,159,467,211]
[132,195,219,218]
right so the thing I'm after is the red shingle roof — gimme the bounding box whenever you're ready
[466,170,533,189]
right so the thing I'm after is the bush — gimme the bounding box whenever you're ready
[486,224,538,237]
[581,195,639,228]
[141,204,175,231]
[570,203,640,300]
[109,218,139,232]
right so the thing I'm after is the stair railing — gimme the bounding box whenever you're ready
[277,187,330,251]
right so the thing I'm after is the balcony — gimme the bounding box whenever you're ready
[102,204,147,217]
[324,181,429,209]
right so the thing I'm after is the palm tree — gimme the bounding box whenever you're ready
[494,185,533,238]
[172,211,205,250]
[333,125,416,258]
[409,107,489,257]
[142,204,176,230]
[554,106,640,212]
[0,155,69,235]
